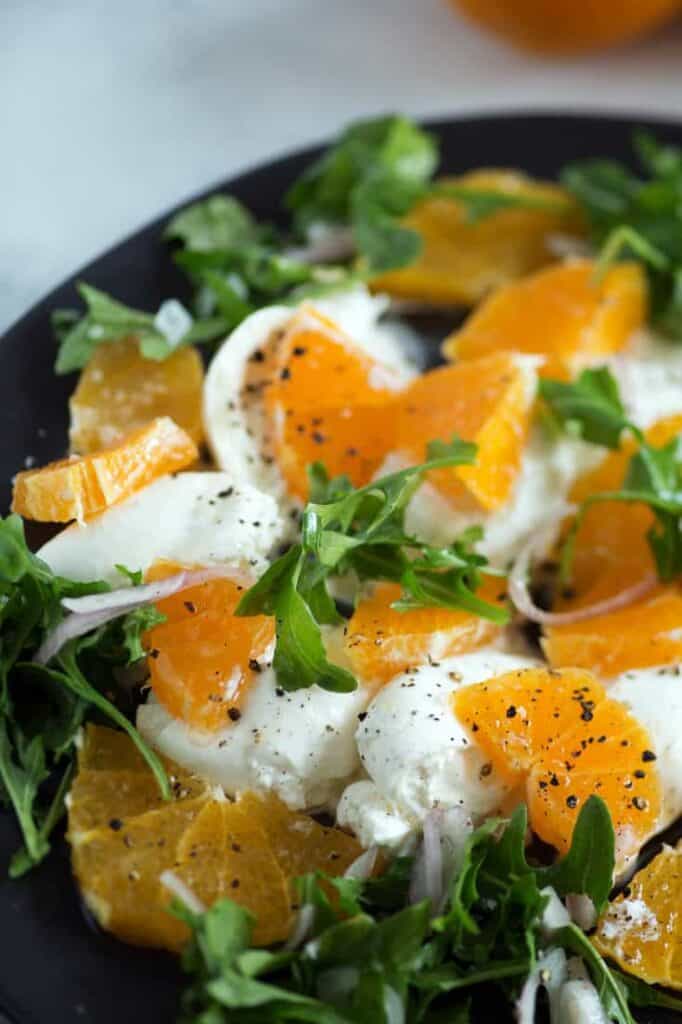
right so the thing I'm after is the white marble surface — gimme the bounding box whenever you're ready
[3,0,682,333]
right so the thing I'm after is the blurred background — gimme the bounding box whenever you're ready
[3,0,682,333]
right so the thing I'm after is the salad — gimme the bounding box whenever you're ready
[4,114,682,1023]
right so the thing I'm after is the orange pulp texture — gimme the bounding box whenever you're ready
[11,417,198,524]
[371,169,584,307]
[69,337,205,455]
[253,306,534,512]
[68,725,363,952]
[543,414,682,677]
[144,561,274,732]
[594,841,682,990]
[345,579,506,686]
[443,259,647,380]
[453,667,661,858]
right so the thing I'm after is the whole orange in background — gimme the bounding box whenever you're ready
[449,0,682,54]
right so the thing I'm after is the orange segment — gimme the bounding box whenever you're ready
[544,583,682,678]
[70,798,208,951]
[527,701,661,858]
[173,801,292,947]
[453,667,661,858]
[69,337,204,455]
[555,414,682,605]
[12,417,198,524]
[594,842,682,989]
[543,414,682,677]
[144,562,275,732]
[254,307,402,500]
[452,667,605,788]
[345,579,505,686]
[443,260,647,379]
[237,791,362,882]
[394,352,534,510]
[371,169,583,307]
[68,726,365,953]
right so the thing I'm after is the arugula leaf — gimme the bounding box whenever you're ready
[286,115,437,273]
[172,798,625,1024]
[165,195,268,253]
[540,366,682,583]
[238,442,507,693]
[613,968,682,1012]
[539,367,636,449]
[537,795,614,914]
[53,284,229,374]
[0,515,168,874]
[562,132,682,341]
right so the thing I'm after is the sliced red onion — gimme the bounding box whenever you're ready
[540,886,570,939]
[35,567,239,666]
[554,979,610,1024]
[409,810,444,912]
[284,225,355,264]
[508,524,657,627]
[565,893,597,931]
[61,567,238,616]
[34,606,131,666]
[343,846,378,881]
[516,948,567,1024]
[284,903,316,952]
[159,869,206,914]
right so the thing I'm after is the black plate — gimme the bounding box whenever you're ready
[2,112,682,1024]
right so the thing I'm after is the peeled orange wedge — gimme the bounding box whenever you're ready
[68,725,363,952]
[12,417,198,524]
[252,306,403,500]
[543,413,682,677]
[394,351,535,511]
[453,667,661,860]
[444,260,647,379]
[594,842,682,989]
[345,579,505,686]
[69,337,205,455]
[144,561,275,732]
[371,169,583,307]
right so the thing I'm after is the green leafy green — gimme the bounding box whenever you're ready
[170,797,634,1024]
[53,284,229,374]
[537,794,614,914]
[539,367,635,449]
[0,515,168,874]
[540,366,682,583]
[613,968,682,1012]
[286,115,438,273]
[562,131,682,340]
[238,441,508,693]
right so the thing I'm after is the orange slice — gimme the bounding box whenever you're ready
[253,306,402,500]
[144,561,275,732]
[69,337,205,455]
[453,667,661,858]
[344,579,506,686]
[594,842,682,989]
[394,351,535,510]
[12,417,198,524]
[443,260,647,379]
[544,583,682,679]
[542,414,682,676]
[527,700,661,858]
[68,725,364,952]
[173,800,292,946]
[453,667,606,788]
[371,169,583,307]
